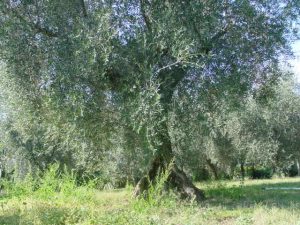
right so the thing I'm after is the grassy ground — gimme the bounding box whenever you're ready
[1,177,300,225]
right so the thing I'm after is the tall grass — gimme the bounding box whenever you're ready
[1,166,300,224]
[0,164,96,203]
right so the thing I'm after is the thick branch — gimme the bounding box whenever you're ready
[1,7,59,37]
[211,26,229,43]
[156,25,230,87]
[154,60,182,75]
[32,22,59,37]
[200,25,229,54]
[80,0,88,17]
[140,0,152,32]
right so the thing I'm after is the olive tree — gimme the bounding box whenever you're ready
[0,0,299,200]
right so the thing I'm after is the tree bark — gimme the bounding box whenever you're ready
[133,154,205,202]
[206,158,219,180]
[133,122,205,202]
[296,159,300,177]
[240,162,245,180]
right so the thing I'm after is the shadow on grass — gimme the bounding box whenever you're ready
[202,179,300,209]
[0,204,70,225]
[0,214,21,225]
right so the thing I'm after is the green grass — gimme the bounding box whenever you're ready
[1,176,300,224]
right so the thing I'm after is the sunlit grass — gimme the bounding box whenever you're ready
[1,177,300,224]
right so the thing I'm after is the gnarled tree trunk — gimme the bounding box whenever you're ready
[133,60,206,201]
[133,156,205,202]
[133,122,205,202]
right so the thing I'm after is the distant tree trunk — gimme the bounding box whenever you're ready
[296,159,300,177]
[206,158,219,180]
[251,164,255,179]
[240,162,245,180]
